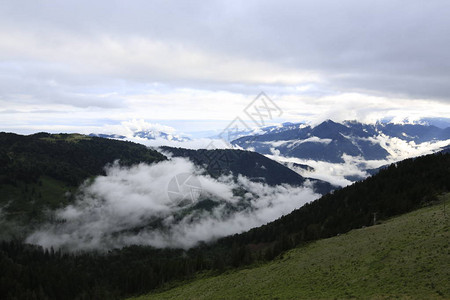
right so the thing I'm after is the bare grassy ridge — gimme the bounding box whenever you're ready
[133,195,450,300]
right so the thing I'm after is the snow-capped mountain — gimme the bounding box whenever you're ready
[232,120,450,163]
[90,120,191,142]
[210,122,305,142]
[89,133,127,139]
[132,130,190,142]
[90,130,190,142]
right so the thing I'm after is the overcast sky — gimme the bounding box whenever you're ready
[1,0,450,134]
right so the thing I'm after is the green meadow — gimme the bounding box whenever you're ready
[133,196,450,300]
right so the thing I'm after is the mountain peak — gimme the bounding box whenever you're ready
[232,120,450,164]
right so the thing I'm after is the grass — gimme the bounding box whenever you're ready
[39,133,92,143]
[131,195,450,300]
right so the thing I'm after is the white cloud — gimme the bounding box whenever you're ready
[0,29,319,86]
[263,137,332,149]
[3,89,450,138]
[267,153,383,187]
[26,157,319,251]
[278,93,450,126]
[370,134,450,161]
[1,1,450,134]
[266,134,450,188]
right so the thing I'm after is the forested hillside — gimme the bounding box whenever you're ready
[0,140,449,299]
[136,195,450,300]
[216,151,450,254]
[0,132,165,234]
[0,132,165,186]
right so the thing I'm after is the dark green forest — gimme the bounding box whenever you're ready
[0,132,165,232]
[0,133,449,299]
[0,132,165,186]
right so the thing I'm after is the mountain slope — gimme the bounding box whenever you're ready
[161,146,335,194]
[133,196,450,300]
[0,132,165,186]
[0,149,449,300]
[161,146,306,186]
[232,120,450,163]
[0,132,165,230]
[213,153,450,257]
[440,144,450,154]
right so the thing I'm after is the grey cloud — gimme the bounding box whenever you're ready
[1,0,450,101]
[0,62,125,108]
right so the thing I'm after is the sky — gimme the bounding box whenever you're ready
[1,0,450,135]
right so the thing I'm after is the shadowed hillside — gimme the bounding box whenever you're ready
[161,146,335,194]
[135,195,449,300]
[0,140,449,300]
[0,132,165,232]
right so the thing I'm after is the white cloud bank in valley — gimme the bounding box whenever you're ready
[26,157,319,251]
[266,136,450,188]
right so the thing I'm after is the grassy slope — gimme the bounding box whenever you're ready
[133,195,450,300]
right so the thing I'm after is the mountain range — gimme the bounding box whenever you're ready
[87,120,450,167]
[0,132,332,243]
[1,133,449,300]
[90,128,191,142]
[232,120,450,163]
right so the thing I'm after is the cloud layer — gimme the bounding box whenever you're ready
[26,158,319,251]
[2,0,450,100]
[1,1,450,134]
[266,135,450,187]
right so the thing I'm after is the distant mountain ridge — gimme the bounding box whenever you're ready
[90,128,191,142]
[160,146,335,194]
[440,144,450,154]
[232,120,450,163]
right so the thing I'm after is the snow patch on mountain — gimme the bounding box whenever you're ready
[261,136,333,149]
[232,120,450,187]
[90,119,191,143]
